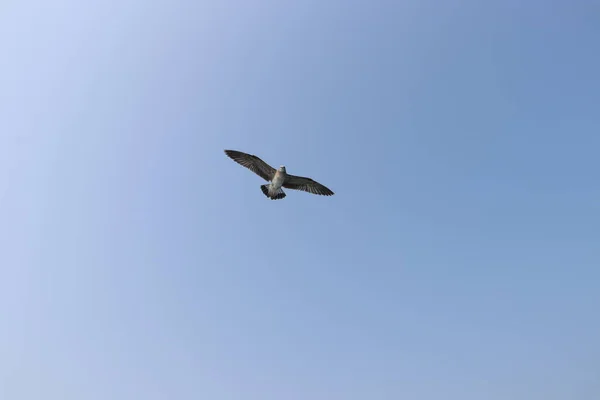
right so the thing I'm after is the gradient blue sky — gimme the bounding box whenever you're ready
[1,1,599,399]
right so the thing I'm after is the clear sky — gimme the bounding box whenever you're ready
[1,1,599,399]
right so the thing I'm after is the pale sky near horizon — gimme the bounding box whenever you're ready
[1,1,599,399]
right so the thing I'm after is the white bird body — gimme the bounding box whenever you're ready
[269,167,286,191]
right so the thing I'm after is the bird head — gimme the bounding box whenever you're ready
[279,165,286,172]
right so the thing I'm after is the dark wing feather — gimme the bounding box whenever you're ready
[224,150,276,181]
[283,174,334,196]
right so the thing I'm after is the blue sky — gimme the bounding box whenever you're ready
[1,1,599,399]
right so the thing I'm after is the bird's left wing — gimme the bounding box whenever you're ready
[224,150,276,181]
[283,174,334,196]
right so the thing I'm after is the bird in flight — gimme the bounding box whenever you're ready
[224,149,334,200]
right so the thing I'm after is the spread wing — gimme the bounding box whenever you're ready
[283,174,334,196]
[224,150,276,181]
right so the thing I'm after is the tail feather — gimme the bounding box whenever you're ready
[261,184,286,200]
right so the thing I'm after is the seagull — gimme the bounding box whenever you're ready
[224,149,334,200]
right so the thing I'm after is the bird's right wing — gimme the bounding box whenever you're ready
[283,174,334,196]
[224,150,276,181]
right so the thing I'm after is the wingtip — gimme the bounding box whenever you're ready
[224,149,235,158]
[224,149,243,157]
